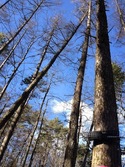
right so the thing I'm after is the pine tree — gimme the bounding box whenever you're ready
[91,0,121,166]
[63,2,92,166]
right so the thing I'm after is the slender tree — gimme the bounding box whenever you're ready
[63,2,91,167]
[91,0,121,166]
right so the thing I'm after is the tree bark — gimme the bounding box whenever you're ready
[63,2,91,167]
[91,0,121,166]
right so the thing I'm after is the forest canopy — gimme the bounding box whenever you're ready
[0,0,125,166]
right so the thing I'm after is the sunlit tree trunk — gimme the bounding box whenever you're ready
[91,0,121,166]
[63,2,91,167]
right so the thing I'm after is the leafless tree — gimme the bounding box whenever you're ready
[63,2,91,166]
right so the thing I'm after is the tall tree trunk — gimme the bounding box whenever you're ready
[63,2,91,167]
[0,13,87,130]
[91,0,121,167]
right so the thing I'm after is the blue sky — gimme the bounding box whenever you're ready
[1,0,124,113]
[0,2,125,164]
[0,0,125,139]
[0,0,125,165]
[45,1,125,144]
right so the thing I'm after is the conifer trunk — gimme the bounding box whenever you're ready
[91,0,121,166]
[63,2,91,167]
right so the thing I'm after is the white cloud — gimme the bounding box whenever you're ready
[81,103,93,121]
[50,99,93,132]
[50,99,73,113]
